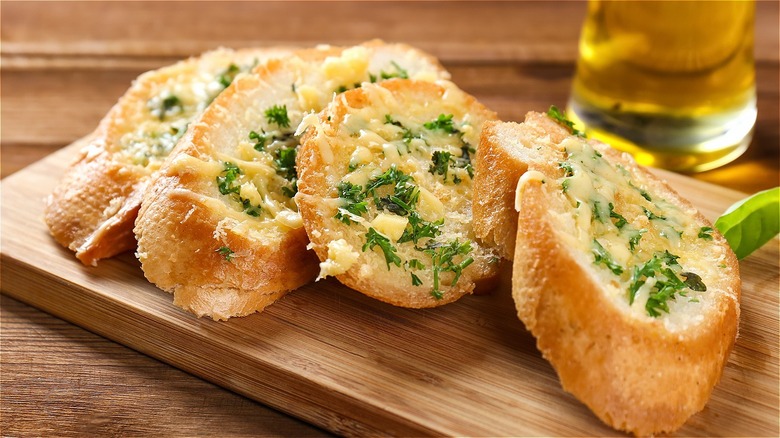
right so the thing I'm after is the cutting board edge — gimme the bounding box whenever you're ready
[0,252,450,438]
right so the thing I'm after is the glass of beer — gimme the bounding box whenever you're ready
[567,0,756,172]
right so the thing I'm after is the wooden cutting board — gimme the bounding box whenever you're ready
[2,139,778,436]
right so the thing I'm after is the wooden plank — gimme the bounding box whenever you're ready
[0,294,331,437]
[1,140,777,436]
[3,1,777,64]
[0,2,584,64]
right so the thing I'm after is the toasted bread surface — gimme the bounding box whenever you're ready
[478,114,740,435]
[135,41,450,319]
[296,79,500,308]
[44,47,289,266]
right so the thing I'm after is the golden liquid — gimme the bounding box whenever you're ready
[568,0,756,172]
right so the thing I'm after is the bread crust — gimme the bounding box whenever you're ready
[297,79,499,308]
[44,48,288,266]
[480,114,740,435]
[136,41,451,319]
[472,116,571,260]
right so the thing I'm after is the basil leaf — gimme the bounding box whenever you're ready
[714,187,779,260]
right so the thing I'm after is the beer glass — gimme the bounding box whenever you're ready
[567,0,756,172]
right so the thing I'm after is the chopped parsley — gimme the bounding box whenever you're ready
[336,82,362,93]
[335,181,369,224]
[547,105,585,137]
[217,162,242,195]
[592,239,624,275]
[241,198,262,217]
[149,94,183,121]
[559,161,574,177]
[429,151,452,180]
[366,165,411,194]
[369,61,409,82]
[398,212,443,245]
[423,239,474,299]
[628,251,706,317]
[643,206,667,221]
[629,181,653,201]
[406,259,426,287]
[423,114,457,133]
[628,228,647,252]
[249,130,267,151]
[216,246,234,262]
[592,200,611,224]
[681,272,707,291]
[698,226,714,240]
[216,162,264,216]
[608,203,628,229]
[265,104,290,128]
[363,228,402,269]
[384,115,416,143]
[273,147,297,197]
[217,63,240,88]
[274,147,297,180]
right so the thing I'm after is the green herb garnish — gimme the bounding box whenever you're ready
[216,246,234,262]
[561,178,571,193]
[681,272,707,291]
[216,162,242,195]
[363,228,402,269]
[217,63,240,88]
[423,114,457,133]
[151,94,183,121]
[274,147,297,181]
[265,104,290,128]
[423,239,474,300]
[547,105,585,137]
[241,198,262,217]
[592,239,624,275]
[609,203,628,229]
[697,226,714,240]
[335,181,369,225]
[628,228,647,252]
[559,161,574,177]
[429,151,452,180]
[370,61,409,82]
[628,251,705,317]
[249,130,267,151]
[398,212,443,245]
[643,206,667,221]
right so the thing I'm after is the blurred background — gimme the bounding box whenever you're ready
[2,1,777,192]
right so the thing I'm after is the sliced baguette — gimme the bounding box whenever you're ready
[44,47,290,266]
[135,41,450,320]
[296,79,500,308]
[476,114,740,435]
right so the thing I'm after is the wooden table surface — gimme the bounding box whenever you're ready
[1,2,778,436]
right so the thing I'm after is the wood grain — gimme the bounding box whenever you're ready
[0,295,330,437]
[1,139,777,436]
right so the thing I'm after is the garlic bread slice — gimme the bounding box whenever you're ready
[135,41,450,320]
[477,114,740,435]
[44,47,290,266]
[296,79,500,308]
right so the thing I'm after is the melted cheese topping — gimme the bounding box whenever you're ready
[313,81,496,295]
[554,138,721,325]
[119,51,261,170]
[317,239,360,280]
[209,45,450,242]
